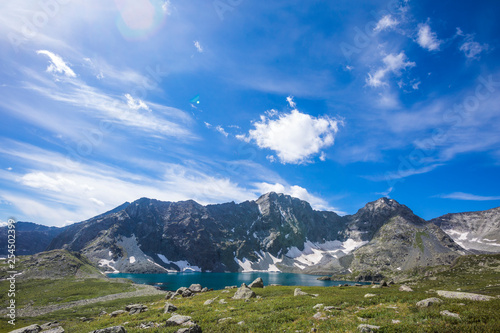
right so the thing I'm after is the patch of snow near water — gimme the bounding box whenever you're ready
[129,256,136,264]
[234,251,281,272]
[156,254,202,272]
[99,259,119,273]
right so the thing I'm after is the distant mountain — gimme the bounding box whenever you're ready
[0,222,65,256]
[47,193,479,276]
[429,206,500,253]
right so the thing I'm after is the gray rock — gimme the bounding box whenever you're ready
[313,303,323,310]
[88,326,127,333]
[440,310,461,319]
[380,280,388,287]
[166,315,193,326]
[203,297,217,305]
[357,324,381,332]
[139,322,159,329]
[416,297,443,307]
[109,310,127,317]
[294,288,309,296]
[324,306,342,311]
[392,320,401,324]
[43,328,65,333]
[364,293,376,298]
[436,290,494,301]
[248,277,264,288]
[218,317,232,323]
[176,287,188,295]
[399,285,413,292]
[165,291,175,299]
[9,325,42,333]
[225,285,237,289]
[219,299,227,304]
[237,321,245,325]
[233,283,256,300]
[201,287,208,293]
[125,304,147,315]
[182,289,193,298]
[40,322,60,330]
[164,302,178,313]
[312,312,327,320]
[188,284,202,293]
[98,311,107,316]
[175,325,202,333]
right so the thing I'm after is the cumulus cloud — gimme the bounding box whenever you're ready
[36,50,76,77]
[366,52,415,88]
[374,15,399,32]
[254,182,341,212]
[417,23,441,51]
[238,109,342,164]
[194,40,203,53]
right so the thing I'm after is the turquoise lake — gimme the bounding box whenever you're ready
[107,272,366,291]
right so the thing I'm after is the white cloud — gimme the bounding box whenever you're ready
[438,192,500,201]
[125,93,151,112]
[215,125,228,137]
[36,50,76,77]
[194,40,203,53]
[417,23,441,51]
[374,15,399,32]
[162,0,173,14]
[254,182,341,213]
[286,96,296,108]
[239,109,342,164]
[376,187,393,197]
[412,81,421,90]
[460,35,488,59]
[366,52,415,88]
[365,164,443,182]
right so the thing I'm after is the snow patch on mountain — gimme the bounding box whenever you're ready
[157,254,202,272]
[234,251,281,272]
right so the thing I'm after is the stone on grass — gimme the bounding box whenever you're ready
[109,310,127,317]
[40,322,60,330]
[440,310,461,319]
[233,283,256,300]
[248,277,264,288]
[9,324,41,333]
[218,317,232,323]
[164,302,178,313]
[399,285,413,292]
[166,315,193,326]
[182,289,193,298]
[364,293,376,298]
[436,290,494,301]
[313,303,323,310]
[219,299,227,304]
[380,280,388,287]
[175,325,202,333]
[324,306,342,311]
[189,284,202,293]
[357,324,381,332]
[125,304,147,314]
[201,287,208,293]
[392,319,401,324]
[43,327,65,333]
[313,312,327,320]
[294,288,309,296]
[416,297,442,307]
[89,326,126,333]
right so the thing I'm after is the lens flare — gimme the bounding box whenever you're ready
[115,0,168,40]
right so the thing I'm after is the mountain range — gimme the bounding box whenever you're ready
[2,193,499,277]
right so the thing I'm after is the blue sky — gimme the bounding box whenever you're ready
[0,0,499,226]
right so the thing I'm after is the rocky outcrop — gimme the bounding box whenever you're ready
[232,284,256,299]
[430,207,500,253]
[248,277,264,288]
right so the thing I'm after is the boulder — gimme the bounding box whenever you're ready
[176,287,188,295]
[440,310,461,319]
[109,310,127,317]
[248,277,264,288]
[43,328,65,333]
[40,322,60,330]
[10,325,42,333]
[313,312,327,320]
[380,280,388,287]
[164,302,178,313]
[294,288,309,296]
[436,290,494,301]
[357,324,381,332]
[125,304,147,315]
[203,298,217,305]
[188,284,202,293]
[165,315,193,326]
[165,291,175,299]
[233,283,256,300]
[416,297,443,307]
[201,287,208,293]
[324,306,342,311]
[399,285,413,292]
[313,304,323,310]
[89,326,127,333]
[182,289,193,298]
[364,293,376,298]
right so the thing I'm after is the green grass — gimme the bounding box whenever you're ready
[1,254,500,333]
[414,231,427,253]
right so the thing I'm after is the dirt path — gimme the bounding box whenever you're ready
[17,284,166,317]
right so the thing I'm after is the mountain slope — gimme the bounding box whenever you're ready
[47,193,472,275]
[0,222,65,256]
[429,206,500,253]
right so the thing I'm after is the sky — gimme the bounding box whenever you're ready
[0,0,499,227]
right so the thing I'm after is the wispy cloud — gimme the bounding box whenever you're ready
[194,40,203,53]
[437,192,500,201]
[457,31,488,59]
[417,23,441,51]
[36,50,76,77]
[366,52,415,87]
